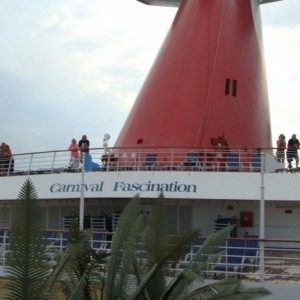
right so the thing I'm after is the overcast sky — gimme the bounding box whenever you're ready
[0,0,299,154]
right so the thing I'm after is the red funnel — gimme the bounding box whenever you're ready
[115,0,272,149]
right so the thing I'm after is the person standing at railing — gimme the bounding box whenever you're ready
[0,142,14,175]
[287,134,300,169]
[78,134,90,163]
[276,134,286,163]
[68,139,80,171]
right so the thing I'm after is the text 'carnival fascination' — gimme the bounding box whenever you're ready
[50,181,197,193]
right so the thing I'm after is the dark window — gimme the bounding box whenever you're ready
[225,78,237,97]
[225,78,230,95]
[232,80,237,97]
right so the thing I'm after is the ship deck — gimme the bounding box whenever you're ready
[1,147,300,299]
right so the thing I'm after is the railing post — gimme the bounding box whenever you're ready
[80,153,86,230]
[3,230,8,266]
[7,157,12,176]
[107,154,110,172]
[259,151,265,283]
[28,153,33,175]
[51,152,57,173]
[138,148,141,171]
[171,148,174,170]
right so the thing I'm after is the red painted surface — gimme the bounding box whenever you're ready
[114,0,272,149]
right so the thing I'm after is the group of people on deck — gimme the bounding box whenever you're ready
[68,134,90,171]
[1,134,298,174]
[69,133,300,171]
[276,134,300,169]
[0,135,90,175]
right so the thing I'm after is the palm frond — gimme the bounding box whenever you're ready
[144,193,167,255]
[189,225,236,272]
[48,232,91,288]
[48,220,105,300]
[165,225,236,299]
[141,194,200,299]
[103,194,144,299]
[4,179,51,300]
[128,263,157,300]
[177,279,271,300]
[162,268,203,300]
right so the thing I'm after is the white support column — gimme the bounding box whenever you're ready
[259,152,265,283]
[79,153,86,230]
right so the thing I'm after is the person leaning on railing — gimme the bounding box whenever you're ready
[287,134,300,169]
[78,134,90,163]
[0,142,14,175]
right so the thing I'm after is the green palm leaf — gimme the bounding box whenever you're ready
[176,279,271,300]
[141,193,200,299]
[48,220,106,300]
[4,179,51,300]
[103,194,144,299]
[165,226,236,299]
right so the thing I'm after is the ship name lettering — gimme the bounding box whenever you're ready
[50,182,103,193]
[113,181,196,193]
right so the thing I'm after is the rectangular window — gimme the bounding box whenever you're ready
[167,205,192,235]
[225,78,237,97]
[232,80,237,97]
[225,78,230,95]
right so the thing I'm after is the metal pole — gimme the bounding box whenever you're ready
[79,153,85,230]
[259,152,265,283]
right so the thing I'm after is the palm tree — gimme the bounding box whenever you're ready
[4,178,51,300]
[3,179,107,300]
[102,193,271,300]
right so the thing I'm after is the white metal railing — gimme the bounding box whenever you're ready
[1,230,299,284]
[177,237,300,283]
[0,146,297,176]
[0,229,113,267]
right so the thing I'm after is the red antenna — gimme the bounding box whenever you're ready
[115,0,274,149]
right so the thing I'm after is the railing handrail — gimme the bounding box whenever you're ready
[11,146,281,157]
[0,146,295,176]
[1,229,300,283]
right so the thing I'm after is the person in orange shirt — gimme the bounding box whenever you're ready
[0,143,14,175]
[68,139,80,171]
